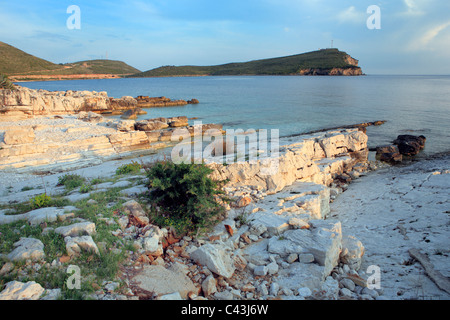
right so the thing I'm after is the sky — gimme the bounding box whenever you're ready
[1,0,449,74]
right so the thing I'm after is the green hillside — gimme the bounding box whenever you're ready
[0,41,61,75]
[132,49,362,77]
[0,41,140,76]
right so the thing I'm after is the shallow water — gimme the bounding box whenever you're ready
[21,75,450,156]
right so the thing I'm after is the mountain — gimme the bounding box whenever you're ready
[0,41,140,81]
[132,49,363,77]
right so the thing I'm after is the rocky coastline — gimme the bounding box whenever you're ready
[0,86,197,121]
[0,86,448,301]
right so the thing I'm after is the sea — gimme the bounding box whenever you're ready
[20,75,450,157]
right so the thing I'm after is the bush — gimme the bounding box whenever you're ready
[30,193,52,209]
[79,184,93,194]
[57,174,86,191]
[116,161,142,175]
[0,74,15,90]
[145,161,227,235]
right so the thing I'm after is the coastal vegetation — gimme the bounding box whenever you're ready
[145,161,228,236]
[0,74,15,90]
[0,41,140,81]
[132,49,362,77]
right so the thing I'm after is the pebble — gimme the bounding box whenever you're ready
[297,287,312,298]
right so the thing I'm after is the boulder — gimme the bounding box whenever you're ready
[54,222,97,237]
[121,200,149,225]
[117,120,136,132]
[376,145,402,163]
[190,243,235,278]
[135,120,169,131]
[0,281,45,300]
[202,275,217,296]
[340,235,365,270]
[131,265,196,299]
[7,238,45,262]
[64,235,100,256]
[284,220,342,277]
[393,135,426,156]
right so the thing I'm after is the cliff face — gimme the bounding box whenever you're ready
[298,67,363,76]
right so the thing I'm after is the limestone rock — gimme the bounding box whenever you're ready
[3,127,35,145]
[340,235,365,270]
[0,281,45,300]
[135,120,169,131]
[131,265,196,300]
[190,243,235,278]
[7,238,45,262]
[55,222,96,237]
[284,220,342,276]
[64,235,100,256]
[202,275,217,296]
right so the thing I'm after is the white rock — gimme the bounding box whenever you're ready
[340,235,364,270]
[54,221,96,237]
[0,281,45,300]
[340,278,356,291]
[253,265,268,276]
[297,287,312,298]
[270,282,280,296]
[340,288,353,298]
[202,275,217,296]
[298,253,315,264]
[7,238,45,262]
[157,292,183,300]
[64,235,100,256]
[267,261,279,275]
[285,220,342,276]
[190,243,235,278]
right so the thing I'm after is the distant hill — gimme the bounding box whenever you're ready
[0,41,140,81]
[132,49,363,77]
[0,41,61,75]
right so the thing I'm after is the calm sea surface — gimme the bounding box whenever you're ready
[21,75,450,157]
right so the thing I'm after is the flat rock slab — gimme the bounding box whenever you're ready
[7,238,45,262]
[0,206,74,226]
[131,265,196,299]
[55,221,96,237]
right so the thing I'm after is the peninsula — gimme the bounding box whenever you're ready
[132,48,363,77]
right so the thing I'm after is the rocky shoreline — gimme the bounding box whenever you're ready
[1,87,448,301]
[0,126,448,300]
[0,86,197,121]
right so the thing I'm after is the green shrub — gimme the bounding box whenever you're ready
[0,74,15,90]
[57,174,86,191]
[79,184,93,194]
[145,161,227,235]
[116,161,142,175]
[30,193,52,209]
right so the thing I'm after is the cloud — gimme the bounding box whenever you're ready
[402,0,425,16]
[336,6,365,24]
[408,21,450,51]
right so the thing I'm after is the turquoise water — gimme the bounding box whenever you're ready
[21,75,450,156]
